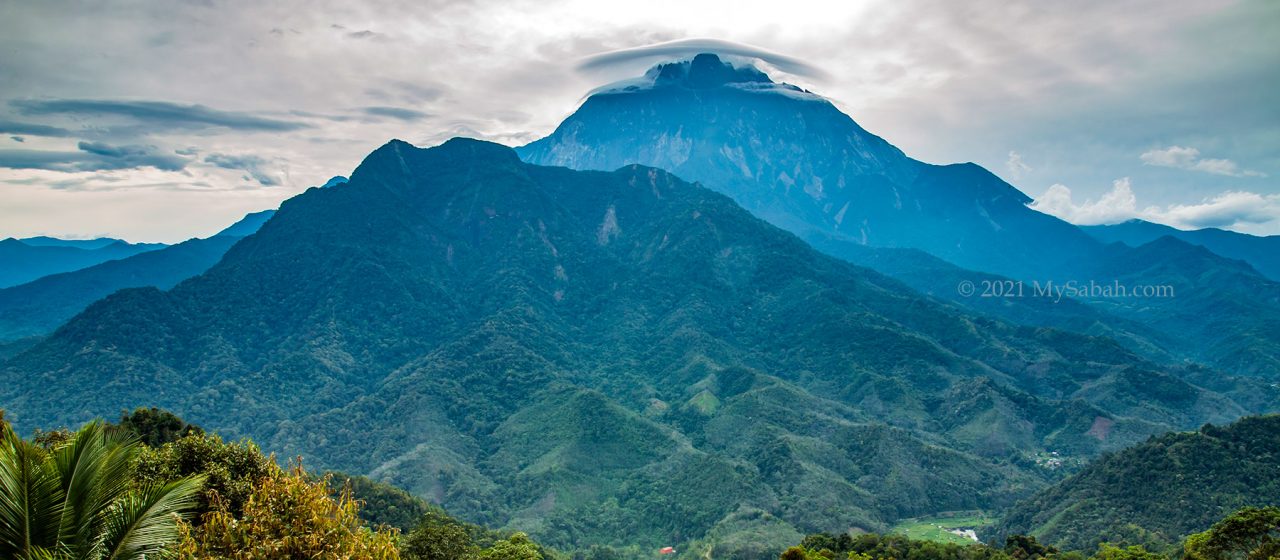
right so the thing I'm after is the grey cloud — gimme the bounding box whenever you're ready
[204,153,280,186]
[287,110,357,123]
[577,38,831,81]
[11,99,309,132]
[365,82,445,105]
[392,82,444,103]
[363,106,430,121]
[0,119,74,137]
[0,141,189,172]
[1140,146,1266,178]
[333,25,385,41]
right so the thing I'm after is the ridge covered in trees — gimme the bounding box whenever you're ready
[993,414,1280,552]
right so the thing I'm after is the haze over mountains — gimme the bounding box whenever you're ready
[0,236,165,288]
[1,53,1278,557]
[0,209,274,344]
[1084,219,1280,282]
[0,177,349,345]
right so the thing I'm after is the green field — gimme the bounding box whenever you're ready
[890,512,995,545]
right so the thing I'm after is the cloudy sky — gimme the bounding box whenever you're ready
[1,0,1277,242]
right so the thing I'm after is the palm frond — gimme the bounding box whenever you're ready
[50,421,140,558]
[99,475,205,560]
[0,422,63,557]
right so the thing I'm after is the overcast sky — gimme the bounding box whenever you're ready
[1,0,1277,242]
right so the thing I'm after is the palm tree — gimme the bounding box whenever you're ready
[0,419,205,560]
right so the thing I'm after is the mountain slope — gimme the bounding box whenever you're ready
[802,234,1177,363]
[0,237,165,288]
[1084,220,1280,282]
[214,209,277,238]
[993,414,1280,552]
[0,210,276,342]
[1080,238,1280,378]
[0,138,1264,554]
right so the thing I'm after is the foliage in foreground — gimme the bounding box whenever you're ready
[133,428,280,520]
[0,419,204,559]
[3,408,551,560]
[401,506,545,560]
[1183,506,1280,560]
[174,465,400,560]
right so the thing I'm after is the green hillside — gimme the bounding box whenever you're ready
[993,414,1280,552]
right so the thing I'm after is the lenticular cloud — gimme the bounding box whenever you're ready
[576,38,830,81]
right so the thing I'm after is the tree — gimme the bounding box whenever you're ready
[329,472,429,532]
[1006,535,1059,560]
[1184,507,1280,560]
[132,431,279,519]
[174,464,399,559]
[477,533,542,560]
[402,509,477,560]
[115,407,203,448]
[1090,543,1166,560]
[0,420,204,559]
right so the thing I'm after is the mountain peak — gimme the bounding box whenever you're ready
[352,137,521,186]
[434,137,521,161]
[648,52,773,89]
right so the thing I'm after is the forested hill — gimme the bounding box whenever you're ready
[992,414,1280,552]
[0,137,1268,554]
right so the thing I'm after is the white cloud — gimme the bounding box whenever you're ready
[1157,191,1280,229]
[1140,146,1265,177]
[1030,178,1280,231]
[1030,178,1138,225]
[1005,151,1032,179]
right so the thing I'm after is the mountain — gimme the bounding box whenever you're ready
[214,209,277,238]
[518,53,1280,381]
[1083,220,1280,282]
[801,235,1177,364]
[993,414,1280,552]
[16,236,128,250]
[1077,237,1280,378]
[518,53,1100,281]
[0,210,275,342]
[1,138,1269,556]
[0,237,166,288]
